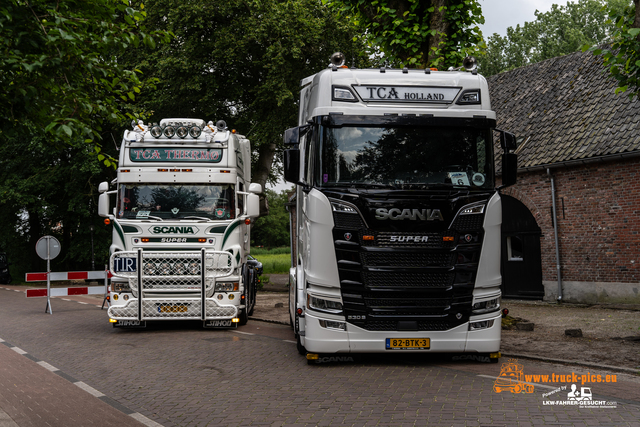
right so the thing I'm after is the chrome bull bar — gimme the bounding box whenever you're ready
[109,248,237,321]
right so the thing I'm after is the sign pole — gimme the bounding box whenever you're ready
[45,238,52,314]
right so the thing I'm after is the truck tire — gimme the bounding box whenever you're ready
[238,308,248,326]
[247,269,256,316]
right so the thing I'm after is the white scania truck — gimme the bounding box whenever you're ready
[99,118,261,328]
[283,54,517,362]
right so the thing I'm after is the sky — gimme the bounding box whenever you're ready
[267,0,572,193]
[478,0,570,37]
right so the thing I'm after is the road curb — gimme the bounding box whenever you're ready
[503,352,640,376]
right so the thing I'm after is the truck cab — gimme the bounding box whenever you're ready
[99,118,261,327]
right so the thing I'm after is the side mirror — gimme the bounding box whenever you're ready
[98,192,110,217]
[98,181,109,193]
[283,149,301,184]
[247,194,260,218]
[283,125,311,146]
[249,183,262,194]
[500,131,517,151]
[502,152,518,187]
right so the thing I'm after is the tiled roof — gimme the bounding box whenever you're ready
[487,48,640,170]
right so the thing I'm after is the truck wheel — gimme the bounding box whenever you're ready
[238,308,248,326]
[296,334,306,356]
[247,270,256,316]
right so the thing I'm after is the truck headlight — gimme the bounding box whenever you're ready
[215,281,239,292]
[111,282,131,292]
[472,297,500,314]
[307,295,343,314]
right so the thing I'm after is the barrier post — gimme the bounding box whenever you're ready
[101,264,110,309]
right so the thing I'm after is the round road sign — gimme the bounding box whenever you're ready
[36,236,61,260]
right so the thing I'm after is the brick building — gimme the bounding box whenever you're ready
[488,48,640,304]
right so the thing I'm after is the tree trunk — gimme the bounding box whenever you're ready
[426,0,450,67]
[634,0,640,42]
[252,141,276,217]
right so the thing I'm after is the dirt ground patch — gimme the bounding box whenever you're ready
[252,293,640,371]
[501,300,640,371]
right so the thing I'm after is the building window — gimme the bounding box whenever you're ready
[507,236,524,261]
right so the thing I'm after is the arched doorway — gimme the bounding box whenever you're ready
[501,194,544,299]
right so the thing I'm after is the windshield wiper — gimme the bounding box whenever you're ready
[182,216,211,222]
[143,215,164,221]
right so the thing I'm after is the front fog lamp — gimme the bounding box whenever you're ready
[215,282,239,292]
[469,319,495,331]
[307,295,343,314]
[319,319,346,331]
[150,125,163,138]
[472,297,500,314]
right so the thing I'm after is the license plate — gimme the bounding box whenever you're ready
[159,304,188,313]
[386,338,430,350]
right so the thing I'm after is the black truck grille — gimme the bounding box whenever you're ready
[363,271,454,288]
[362,252,454,267]
[330,197,486,332]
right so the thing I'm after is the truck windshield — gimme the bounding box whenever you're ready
[116,184,236,220]
[320,125,494,189]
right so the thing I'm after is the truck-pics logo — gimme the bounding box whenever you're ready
[149,226,199,234]
[493,359,535,394]
[375,208,444,221]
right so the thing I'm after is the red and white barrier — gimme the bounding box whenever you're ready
[25,271,112,282]
[24,270,112,299]
[26,287,105,298]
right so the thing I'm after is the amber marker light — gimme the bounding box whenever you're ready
[245,218,251,225]
[104,218,111,225]
[170,168,180,172]
[109,319,117,323]
[363,235,374,241]
[141,238,150,243]
[120,169,130,173]
[232,318,240,323]
[158,168,169,172]
[443,236,455,242]
[181,169,192,172]
[220,170,231,173]
[198,238,206,243]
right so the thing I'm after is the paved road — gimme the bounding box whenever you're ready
[1,286,639,426]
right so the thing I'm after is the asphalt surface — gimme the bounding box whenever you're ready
[1,280,639,426]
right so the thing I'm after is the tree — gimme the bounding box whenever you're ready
[0,0,170,162]
[326,0,485,69]
[584,0,640,99]
[251,189,293,248]
[122,0,367,214]
[0,132,113,279]
[481,0,631,77]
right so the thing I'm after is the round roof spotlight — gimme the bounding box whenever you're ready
[163,125,176,138]
[463,56,477,71]
[216,120,227,131]
[330,52,346,67]
[176,125,189,139]
[189,126,202,138]
[150,125,163,138]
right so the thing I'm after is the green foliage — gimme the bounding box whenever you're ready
[251,189,292,248]
[124,0,367,187]
[0,0,171,167]
[0,130,113,279]
[252,254,291,274]
[326,0,485,69]
[481,0,631,77]
[583,0,640,99]
[251,247,292,256]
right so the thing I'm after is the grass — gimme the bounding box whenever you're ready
[250,247,291,274]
